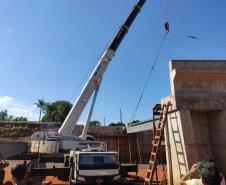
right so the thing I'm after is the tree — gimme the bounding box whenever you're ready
[89,120,101,126]
[0,109,27,121]
[0,109,14,121]
[13,116,28,121]
[35,99,46,122]
[42,100,72,122]
[109,123,117,126]
[109,122,125,126]
[0,109,8,120]
[116,122,125,126]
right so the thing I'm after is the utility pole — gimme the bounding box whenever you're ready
[120,109,123,124]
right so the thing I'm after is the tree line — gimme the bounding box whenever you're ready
[0,99,140,126]
[0,109,27,121]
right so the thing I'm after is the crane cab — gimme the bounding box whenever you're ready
[69,151,120,184]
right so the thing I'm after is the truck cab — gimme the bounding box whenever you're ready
[69,150,120,184]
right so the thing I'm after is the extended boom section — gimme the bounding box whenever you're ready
[58,0,146,136]
[58,49,114,136]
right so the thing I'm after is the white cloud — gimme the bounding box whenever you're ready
[0,96,39,121]
[0,96,13,105]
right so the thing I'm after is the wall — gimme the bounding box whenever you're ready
[71,125,125,136]
[163,60,226,184]
[0,139,27,158]
[207,110,226,176]
[72,125,160,163]
[0,122,159,163]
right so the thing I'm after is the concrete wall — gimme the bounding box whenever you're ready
[163,60,226,184]
[71,125,125,136]
[0,139,27,158]
[92,129,159,163]
[206,110,226,176]
[136,131,153,163]
[97,135,137,163]
[72,125,158,163]
[0,122,159,163]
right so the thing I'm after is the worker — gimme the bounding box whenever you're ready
[202,159,225,185]
[179,160,225,185]
[11,164,26,185]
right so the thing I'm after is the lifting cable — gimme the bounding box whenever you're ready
[164,0,170,30]
[129,0,170,123]
[129,30,226,123]
[130,30,169,123]
[129,0,226,123]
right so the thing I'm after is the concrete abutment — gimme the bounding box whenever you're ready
[163,60,226,184]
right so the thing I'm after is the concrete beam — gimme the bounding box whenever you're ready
[126,120,153,134]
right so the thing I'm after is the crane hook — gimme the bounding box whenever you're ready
[164,21,170,33]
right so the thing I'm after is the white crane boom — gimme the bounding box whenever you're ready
[58,49,114,136]
[58,0,146,137]
[31,0,146,153]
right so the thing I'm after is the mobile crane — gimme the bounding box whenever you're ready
[31,0,146,153]
[29,1,146,184]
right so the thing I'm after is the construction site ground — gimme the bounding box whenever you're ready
[3,160,166,185]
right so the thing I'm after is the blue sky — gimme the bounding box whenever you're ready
[0,0,226,123]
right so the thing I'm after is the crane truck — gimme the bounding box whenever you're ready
[29,0,146,184]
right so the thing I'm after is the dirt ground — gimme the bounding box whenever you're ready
[3,160,68,185]
[128,164,166,184]
[3,161,166,185]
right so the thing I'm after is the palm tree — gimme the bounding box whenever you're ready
[35,99,46,122]
[41,101,72,123]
